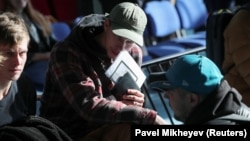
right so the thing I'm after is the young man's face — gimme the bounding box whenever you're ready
[0,39,28,82]
[104,20,137,59]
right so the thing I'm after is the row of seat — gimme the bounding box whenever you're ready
[142,0,208,62]
[49,0,208,64]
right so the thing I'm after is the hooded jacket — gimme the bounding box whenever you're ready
[185,80,250,125]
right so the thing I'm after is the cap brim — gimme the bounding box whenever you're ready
[149,81,174,92]
[111,23,143,46]
[147,72,175,92]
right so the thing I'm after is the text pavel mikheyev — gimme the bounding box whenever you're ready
[134,129,244,138]
[135,129,203,138]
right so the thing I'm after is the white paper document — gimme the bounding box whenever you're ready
[105,50,146,88]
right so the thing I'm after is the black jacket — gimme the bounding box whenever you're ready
[0,116,72,141]
[185,80,250,125]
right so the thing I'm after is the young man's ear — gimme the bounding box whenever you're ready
[189,93,200,107]
[103,19,111,30]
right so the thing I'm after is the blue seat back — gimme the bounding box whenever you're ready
[143,0,181,38]
[51,22,71,41]
[175,0,208,29]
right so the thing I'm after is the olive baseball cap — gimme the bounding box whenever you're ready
[149,55,223,95]
[108,2,147,46]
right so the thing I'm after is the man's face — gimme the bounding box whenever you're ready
[0,39,28,82]
[104,21,137,59]
[164,88,193,122]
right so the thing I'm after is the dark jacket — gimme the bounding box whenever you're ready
[185,80,250,125]
[0,116,72,141]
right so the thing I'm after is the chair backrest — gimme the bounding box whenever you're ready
[143,0,181,38]
[51,22,71,41]
[175,0,208,30]
[143,1,192,58]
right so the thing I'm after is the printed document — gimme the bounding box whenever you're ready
[105,50,146,88]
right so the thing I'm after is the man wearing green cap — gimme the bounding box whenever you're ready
[149,54,250,125]
[39,2,167,141]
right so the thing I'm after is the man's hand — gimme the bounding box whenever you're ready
[122,89,144,107]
